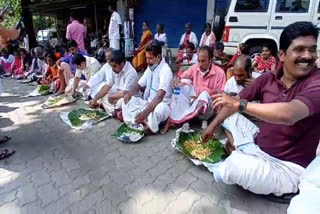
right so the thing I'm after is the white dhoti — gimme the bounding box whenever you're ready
[109,39,120,50]
[65,78,87,96]
[169,84,213,124]
[287,156,320,214]
[213,113,305,196]
[122,96,170,133]
[101,96,124,116]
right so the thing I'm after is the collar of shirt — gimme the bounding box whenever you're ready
[195,63,217,79]
[147,58,166,73]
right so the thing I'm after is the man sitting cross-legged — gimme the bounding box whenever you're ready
[161,46,226,134]
[56,40,88,95]
[65,54,101,97]
[89,50,138,115]
[201,21,320,197]
[83,48,114,100]
[122,43,173,134]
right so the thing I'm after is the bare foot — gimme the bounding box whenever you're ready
[160,121,176,135]
[161,121,170,135]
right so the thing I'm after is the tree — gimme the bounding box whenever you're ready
[0,0,21,28]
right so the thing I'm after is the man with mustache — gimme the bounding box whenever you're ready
[122,43,173,134]
[224,55,261,95]
[201,21,320,198]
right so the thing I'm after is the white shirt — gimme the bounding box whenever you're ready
[30,58,45,74]
[182,53,198,65]
[224,72,261,94]
[87,62,113,89]
[179,32,198,48]
[0,54,14,64]
[154,33,167,47]
[138,58,173,104]
[75,56,101,80]
[109,11,122,40]
[199,32,215,47]
[106,61,138,93]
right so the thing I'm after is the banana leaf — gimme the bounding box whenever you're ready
[42,94,77,109]
[112,123,144,143]
[67,108,109,127]
[176,132,228,164]
[38,85,51,95]
[26,85,51,97]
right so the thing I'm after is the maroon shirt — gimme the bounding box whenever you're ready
[239,67,320,168]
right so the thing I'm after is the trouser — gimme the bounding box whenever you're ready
[213,113,305,196]
[110,39,120,50]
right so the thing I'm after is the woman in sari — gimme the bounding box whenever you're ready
[132,21,153,72]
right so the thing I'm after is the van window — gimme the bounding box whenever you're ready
[276,0,310,13]
[318,1,320,12]
[235,0,269,12]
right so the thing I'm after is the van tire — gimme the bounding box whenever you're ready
[212,14,225,41]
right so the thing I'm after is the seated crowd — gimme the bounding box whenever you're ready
[0,21,319,210]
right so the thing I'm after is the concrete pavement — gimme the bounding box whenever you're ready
[0,79,288,214]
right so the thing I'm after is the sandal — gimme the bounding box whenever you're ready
[0,149,15,160]
[0,136,11,144]
[263,192,298,204]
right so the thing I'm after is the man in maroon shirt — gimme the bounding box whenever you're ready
[201,22,320,196]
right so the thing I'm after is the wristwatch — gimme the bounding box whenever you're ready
[239,99,248,113]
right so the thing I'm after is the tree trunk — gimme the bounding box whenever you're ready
[21,0,37,48]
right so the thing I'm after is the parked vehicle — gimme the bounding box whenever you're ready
[212,0,320,55]
[36,29,58,46]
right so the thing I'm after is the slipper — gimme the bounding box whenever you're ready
[263,192,298,204]
[0,136,11,144]
[0,149,15,160]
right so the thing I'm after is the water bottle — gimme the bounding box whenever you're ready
[171,87,180,109]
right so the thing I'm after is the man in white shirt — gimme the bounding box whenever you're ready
[224,55,261,95]
[122,43,173,134]
[108,5,122,50]
[179,23,198,49]
[89,50,138,115]
[67,54,101,97]
[154,24,167,58]
[84,48,114,98]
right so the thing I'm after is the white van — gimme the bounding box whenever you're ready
[37,29,58,47]
[217,0,320,55]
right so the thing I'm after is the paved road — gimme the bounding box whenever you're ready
[0,79,288,214]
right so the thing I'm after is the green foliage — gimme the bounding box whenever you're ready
[32,15,56,30]
[0,0,21,28]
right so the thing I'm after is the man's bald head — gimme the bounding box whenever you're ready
[233,55,252,85]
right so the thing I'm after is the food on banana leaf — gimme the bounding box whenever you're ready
[184,140,211,160]
[113,123,144,137]
[47,95,65,105]
[68,108,109,127]
[112,123,144,143]
[176,132,228,163]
